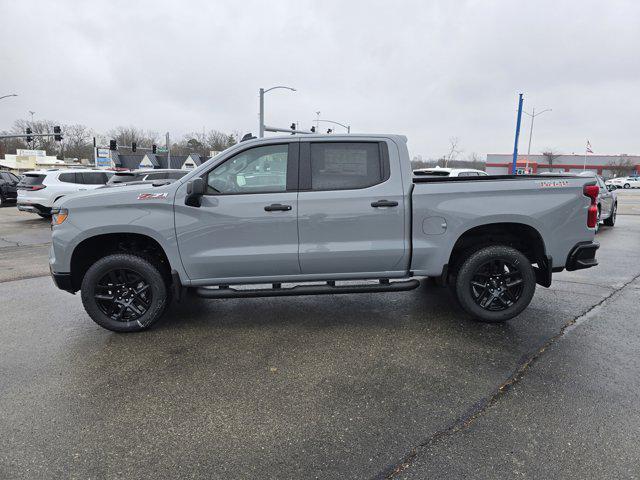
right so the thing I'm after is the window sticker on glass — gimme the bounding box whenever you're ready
[323,148,368,176]
[236,175,246,186]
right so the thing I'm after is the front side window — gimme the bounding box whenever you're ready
[206,144,288,194]
[310,142,383,190]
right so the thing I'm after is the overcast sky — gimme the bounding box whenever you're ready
[1,0,639,159]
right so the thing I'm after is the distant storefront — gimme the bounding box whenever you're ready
[486,154,640,178]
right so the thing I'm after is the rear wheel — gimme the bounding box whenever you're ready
[454,245,536,323]
[80,253,169,332]
[603,202,617,226]
[624,183,630,189]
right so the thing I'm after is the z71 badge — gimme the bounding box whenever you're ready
[539,180,569,188]
[137,193,168,200]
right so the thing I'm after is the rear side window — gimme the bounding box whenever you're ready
[309,142,386,190]
[59,172,79,183]
[81,172,109,184]
[21,174,46,186]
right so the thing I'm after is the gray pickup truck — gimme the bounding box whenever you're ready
[49,134,600,332]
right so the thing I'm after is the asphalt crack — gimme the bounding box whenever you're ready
[374,272,640,479]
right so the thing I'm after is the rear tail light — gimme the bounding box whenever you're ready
[583,184,599,228]
[20,185,46,191]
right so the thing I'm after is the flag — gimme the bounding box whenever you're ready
[586,140,593,154]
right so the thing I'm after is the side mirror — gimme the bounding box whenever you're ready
[185,177,205,207]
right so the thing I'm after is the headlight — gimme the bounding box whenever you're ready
[51,207,68,226]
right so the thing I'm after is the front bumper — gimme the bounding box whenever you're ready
[565,241,599,271]
[51,269,75,293]
[17,202,51,214]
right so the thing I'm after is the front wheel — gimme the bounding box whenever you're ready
[80,253,169,332]
[624,183,630,189]
[454,245,536,323]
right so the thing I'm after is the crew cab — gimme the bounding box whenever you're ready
[49,134,600,332]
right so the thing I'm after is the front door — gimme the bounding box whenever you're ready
[175,142,300,283]
[296,140,408,276]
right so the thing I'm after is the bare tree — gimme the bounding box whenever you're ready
[541,150,562,171]
[444,137,462,167]
[107,126,158,151]
[466,152,485,170]
[606,157,634,177]
[59,124,94,160]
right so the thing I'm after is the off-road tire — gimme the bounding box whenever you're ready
[81,253,169,332]
[455,245,536,323]
[603,203,617,227]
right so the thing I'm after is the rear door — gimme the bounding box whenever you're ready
[296,139,408,276]
[175,141,301,282]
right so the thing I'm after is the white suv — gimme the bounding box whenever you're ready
[17,169,112,217]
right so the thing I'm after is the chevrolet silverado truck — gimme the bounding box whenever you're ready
[49,134,600,332]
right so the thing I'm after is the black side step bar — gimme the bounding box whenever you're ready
[194,279,420,299]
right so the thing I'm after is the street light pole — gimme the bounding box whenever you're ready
[523,107,552,172]
[258,85,296,138]
[315,118,351,133]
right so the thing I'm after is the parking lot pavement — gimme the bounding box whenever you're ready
[399,275,640,479]
[0,207,51,282]
[0,213,639,479]
[616,188,640,215]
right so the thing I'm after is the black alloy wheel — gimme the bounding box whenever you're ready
[454,245,536,323]
[81,253,169,332]
[94,268,153,322]
[469,259,524,311]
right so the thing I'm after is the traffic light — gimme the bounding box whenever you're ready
[131,142,137,152]
[26,127,33,143]
[152,144,157,154]
[109,139,117,150]
[310,126,316,133]
[53,126,62,141]
[290,123,296,135]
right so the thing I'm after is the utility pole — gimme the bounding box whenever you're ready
[511,93,524,175]
[315,111,321,133]
[166,132,171,166]
[523,107,552,172]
